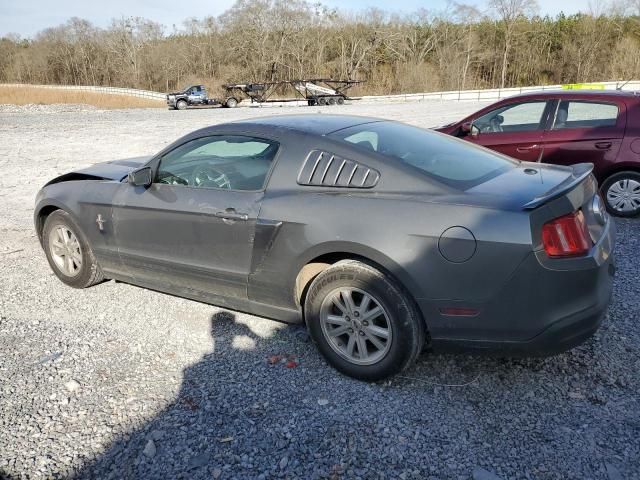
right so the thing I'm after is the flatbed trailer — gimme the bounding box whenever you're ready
[167,79,363,110]
[221,79,363,107]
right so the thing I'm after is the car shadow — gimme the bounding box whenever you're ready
[70,310,319,480]
[46,297,627,480]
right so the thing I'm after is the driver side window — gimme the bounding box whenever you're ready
[155,135,279,191]
[474,101,548,133]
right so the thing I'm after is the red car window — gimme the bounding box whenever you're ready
[551,101,619,130]
[474,101,547,133]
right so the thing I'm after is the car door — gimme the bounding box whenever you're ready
[541,99,625,174]
[112,134,279,302]
[467,100,552,161]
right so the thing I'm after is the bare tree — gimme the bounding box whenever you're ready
[489,0,539,88]
[1,0,639,95]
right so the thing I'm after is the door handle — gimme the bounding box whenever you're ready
[595,141,612,150]
[516,144,539,153]
[215,209,249,222]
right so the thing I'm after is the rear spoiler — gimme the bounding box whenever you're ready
[522,163,594,210]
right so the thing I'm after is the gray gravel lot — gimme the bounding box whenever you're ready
[0,102,638,480]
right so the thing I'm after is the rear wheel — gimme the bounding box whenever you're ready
[328,96,337,106]
[336,96,345,105]
[304,260,425,381]
[225,97,238,108]
[601,171,640,217]
[42,210,104,289]
[176,99,188,110]
[318,97,327,106]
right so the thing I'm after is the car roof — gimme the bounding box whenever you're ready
[231,114,384,135]
[507,89,640,101]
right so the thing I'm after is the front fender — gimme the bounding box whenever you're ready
[33,181,123,273]
[34,191,80,244]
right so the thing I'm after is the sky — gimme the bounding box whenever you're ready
[0,0,591,38]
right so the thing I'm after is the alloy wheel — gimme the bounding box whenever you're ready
[48,225,83,277]
[319,288,393,365]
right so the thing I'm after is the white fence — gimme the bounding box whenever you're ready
[0,83,166,100]
[2,80,639,105]
[362,80,640,103]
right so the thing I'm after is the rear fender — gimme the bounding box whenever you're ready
[290,241,422,309]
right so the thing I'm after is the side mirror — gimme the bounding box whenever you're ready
[128,166,152,187]
[461,121,480,138]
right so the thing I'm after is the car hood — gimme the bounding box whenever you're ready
[45,156,151,186]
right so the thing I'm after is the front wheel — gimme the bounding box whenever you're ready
[176,99,188,110]
[601,171,640,217]
[304,260,425,381]
[42,210,104,289]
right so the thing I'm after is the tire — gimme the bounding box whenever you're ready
[176,99,188,110]
[304,260,425,381]
[307,99,316,106]
[328,96,337,105]
[42,210,104,289]
[336,96,345,105]
[225,97,238,108]
[318,97,327,106]
[601,171,640,217]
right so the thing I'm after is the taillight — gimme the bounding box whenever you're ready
[542,210,592,258]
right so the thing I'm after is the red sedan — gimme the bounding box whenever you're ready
[437,90,640,216]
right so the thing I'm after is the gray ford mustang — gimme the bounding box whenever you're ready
[34,115,615,380]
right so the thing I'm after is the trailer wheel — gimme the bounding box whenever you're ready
[176,99,188,110]
[337,96,345,105]
[328,97,337,105]
[225,97,238,108]
[318,97,327,106]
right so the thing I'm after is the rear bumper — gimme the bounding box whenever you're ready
[431,264,612,355]
[425,219,616,356]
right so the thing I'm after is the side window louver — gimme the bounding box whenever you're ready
[297,150,380,188]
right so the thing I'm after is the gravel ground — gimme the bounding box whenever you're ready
[0,101,639,480]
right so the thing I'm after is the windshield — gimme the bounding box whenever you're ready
[328,121,516,190]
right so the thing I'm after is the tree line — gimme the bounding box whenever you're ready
[0,0,639,96]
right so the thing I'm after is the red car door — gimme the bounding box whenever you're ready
[465,100,552,162]
[541,98,625,177]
